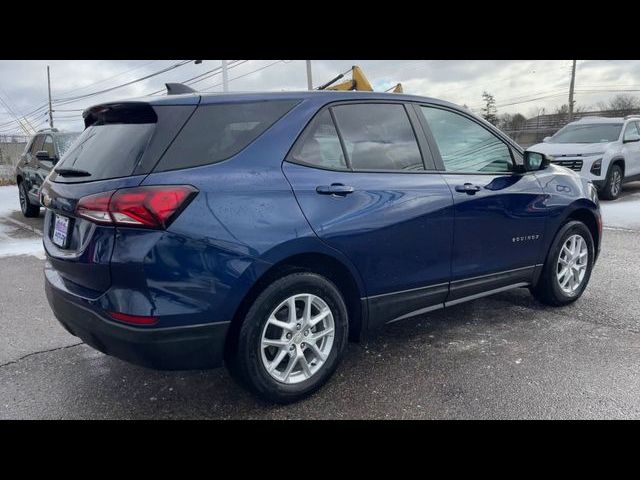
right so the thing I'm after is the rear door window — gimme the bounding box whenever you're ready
[287,110,347,170]
[331,103,424,171]
[154,100,299,172]
[42,135,55,157]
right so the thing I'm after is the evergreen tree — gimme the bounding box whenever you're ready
[481,91,498,125]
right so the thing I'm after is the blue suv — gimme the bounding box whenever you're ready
[42,90,601,403]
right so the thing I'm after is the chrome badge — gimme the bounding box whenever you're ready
[512,234,540,243]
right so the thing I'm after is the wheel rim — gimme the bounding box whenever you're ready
[556,234,588,295]
[260,293,335,385]
[19,185,27,213]
[611,170,622,197]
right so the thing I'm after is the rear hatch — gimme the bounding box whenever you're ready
[41,98,198,295]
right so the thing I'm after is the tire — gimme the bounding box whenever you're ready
[18,182,40,218]
[600,163,623,200]
[230,272,349,404]
[531,220,594,307]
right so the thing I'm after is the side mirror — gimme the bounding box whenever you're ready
[35,150,58,163]
[524,151,551,171]
[543,136,552,143]
[623,133,640,143]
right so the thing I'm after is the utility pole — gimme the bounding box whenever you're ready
[568,60,576,122]
[221,60,229,92]
[47,65,54,129]
[306,60,313,90]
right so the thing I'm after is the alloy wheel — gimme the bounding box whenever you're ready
[260,293,335,384]
[556,234,588,294]
[611,169,622,197]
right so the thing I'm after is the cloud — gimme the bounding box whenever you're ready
[1,59,639,135]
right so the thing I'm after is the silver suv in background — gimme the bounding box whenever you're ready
[528,116,640,200]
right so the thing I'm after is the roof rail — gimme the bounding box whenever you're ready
[165,83,196,95]
[625,114,640,120]
[37,127,59,133]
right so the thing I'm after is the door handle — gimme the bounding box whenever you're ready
[316,184,354,196]
[455,183,482,194]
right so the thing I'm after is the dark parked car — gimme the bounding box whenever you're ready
[15,128,80,217]
[41,91,601,403]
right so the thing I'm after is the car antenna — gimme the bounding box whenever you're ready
[165,83,196,95]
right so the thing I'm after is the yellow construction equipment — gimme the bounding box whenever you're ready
[318,65,403,93]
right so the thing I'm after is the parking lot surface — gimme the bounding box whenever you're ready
[0,184,639,419]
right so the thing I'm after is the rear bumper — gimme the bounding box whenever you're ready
[45,265,230,371]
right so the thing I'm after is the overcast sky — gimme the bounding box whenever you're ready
[1,59,639,135]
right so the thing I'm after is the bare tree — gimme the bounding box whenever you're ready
[607,94,640,115]
[510,113,527,130]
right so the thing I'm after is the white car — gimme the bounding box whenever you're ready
[528,115,640,200]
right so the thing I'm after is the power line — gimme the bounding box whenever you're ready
[146,60,247,96]
[52,60,162,97]
[200,60,285,91]
[52,60,194,105]
[0,93,32,135]
[187,60,248,86]
[468,88,568,109]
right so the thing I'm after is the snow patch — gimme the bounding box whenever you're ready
[600,192,640,231]
[0,185,44,258]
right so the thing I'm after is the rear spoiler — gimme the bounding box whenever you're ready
[82,102,158,128]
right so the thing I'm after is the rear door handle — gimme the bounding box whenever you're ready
[316,184,354,196]
[455,183,482,194]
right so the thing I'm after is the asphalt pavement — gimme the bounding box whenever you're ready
[0,183,639,419]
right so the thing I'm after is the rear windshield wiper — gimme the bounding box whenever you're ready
[54,168,92,177]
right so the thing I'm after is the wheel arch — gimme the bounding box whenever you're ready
[224,248,367,363]
[562,204,600,255]
[608,156,625,176]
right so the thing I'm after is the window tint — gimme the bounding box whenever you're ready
[42,135,55,157]
[30,135,44,154]
[623,122,640,141]
[155,100,299,172]
[421,107,513,173]
[332,104,424,171]
[288,110,346,169]
[55,123,155,181]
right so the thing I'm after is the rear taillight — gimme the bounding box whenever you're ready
[76,185,197,229]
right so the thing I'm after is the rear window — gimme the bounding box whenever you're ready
[54,123,155,181]
[153,100,299,172]
[49,103,160,183]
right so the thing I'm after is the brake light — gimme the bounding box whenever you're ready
[76,185,197,229]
